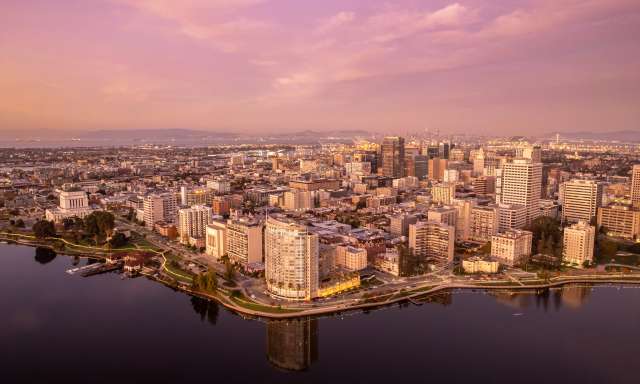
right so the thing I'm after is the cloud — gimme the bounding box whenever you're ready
[315,11,356,34]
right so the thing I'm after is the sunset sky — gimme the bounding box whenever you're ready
[1,0,639,137]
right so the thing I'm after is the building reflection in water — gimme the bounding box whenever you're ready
[266,317,318,371]
[491,285,592,311]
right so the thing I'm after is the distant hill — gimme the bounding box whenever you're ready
[80,129,239,140]
[559,130,640,142]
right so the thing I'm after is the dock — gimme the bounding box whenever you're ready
[66,262,122,277]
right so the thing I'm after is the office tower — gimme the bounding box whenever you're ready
[597,205,640,240]
[265,217,319,300]
[266,319,318,371]
[389,213,417,237]
[408,221,455,264]
[205,220,226,259]
[431,183,456,205]
[428,157,448,181]
[491,229,533,267]
[212,196,231,216]
[439,142,450,159]
[226,218,264,265]
[497,159,542,226]
[632,164,640,208]
[449,148,465,162]
[178,205,212,244]
[472,176,496,195]
[498,203,527,232]
[471,205,500,242]
[563,221,595,267]
[284,189,314,211]
[559,179,603,224]
[353,150,378,174]
[381,136,405,178]
[143,193,177,228]
[180,186,214,206]
[404,154,427,180]
[473,148,497,177]
[522,145,542,163]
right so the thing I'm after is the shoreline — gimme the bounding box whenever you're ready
[3,237,640,320]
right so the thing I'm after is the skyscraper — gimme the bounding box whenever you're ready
[265,217,319,300]
[381,136,405,178]
[497,159,542,226]
[408,221,455,264]
[559,179,603,224]
[632,164,640,209]
[563,221,595,267]
[178,205,212,244]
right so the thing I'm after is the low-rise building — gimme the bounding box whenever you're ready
[491,229,533,267]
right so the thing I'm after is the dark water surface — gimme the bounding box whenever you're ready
[1,244,639,384]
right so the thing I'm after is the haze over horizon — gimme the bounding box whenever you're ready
[1,0,639,137]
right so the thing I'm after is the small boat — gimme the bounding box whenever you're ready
[512,313,524,316]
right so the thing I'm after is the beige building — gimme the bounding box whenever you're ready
[427,206,457,227]
[389,214,417,237]
[632,164,640,209]
[284,189,314,211]
[471,205,499,242]
[498,203,526,232]
[45,190,94,223]
[497,159,542,225]
[559,179,603,224]
[265,217,319,301]
[453,198,476,241]
[462,256,499,274]
[335,245,368,271]
[562,221,595,267]
[428,158,448,181]
[205,220,226,259]
[409,221,455,264]
[143,193,177,228]
[597,205,640,240]
[178,205,211,244]
[491,229,533,267]
[431,183,455,205]
[226,218,264,265]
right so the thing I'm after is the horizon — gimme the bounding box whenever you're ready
[1,1,640,136]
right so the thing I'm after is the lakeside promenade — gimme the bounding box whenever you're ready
[3,230,640,320]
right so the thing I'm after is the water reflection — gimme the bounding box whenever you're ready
[190,296,219,326]
[491,285,592,311]
[34,247,56,264]
[266,317,318,371]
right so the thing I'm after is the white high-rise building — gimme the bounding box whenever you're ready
[491,229,533,267]
[226,218,264,265]
[408,221,455,264]
[283,189,314,211]
[265,217,319,301]
[431,183,455,205]
[498,203,527,232]
[143,193,177,228]
[559,179,603,224]
[562,221,595,267]
[452,198,477,241]
[497,159,542,226]
[631,164,640,209]
[178,205,212,244]
[471,205,500,242]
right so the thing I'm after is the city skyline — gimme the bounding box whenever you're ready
[2,0,640,137]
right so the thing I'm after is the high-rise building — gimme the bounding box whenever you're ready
[265,217,319,300]
[597,205,640,240]
[284,189,314,211]
[381,136,405,178]
[428,158,448,181]
[471,205,500,242]
[453,198,477,241]
[408,221,455,264]
[226,218,264,265]
[427,206,457,227]
[497,159,542,226]
[205,220,226,259]
[631,164,640,208]
[563,221,595,267]
[143,193,177,228]
[498,203,527,232]
[178,205,212,244]
[559,179,603,224]
[431,183,456,205]
[389,213,417,237]
[491,229,533,267]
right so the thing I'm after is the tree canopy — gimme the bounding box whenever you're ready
[33,220,56,239]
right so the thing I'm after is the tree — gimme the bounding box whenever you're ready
[597,239,618,263]
[33,220,56,239]
[109,232,128,248]
[83,211,115,244]
[193,270,218,293]
[529,217,562,255]
[15,219,25,228]
[224,257,236,281]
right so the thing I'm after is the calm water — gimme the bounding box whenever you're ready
[1,243,639,384]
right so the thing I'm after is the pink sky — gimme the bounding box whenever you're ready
[1,0,639,136]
